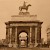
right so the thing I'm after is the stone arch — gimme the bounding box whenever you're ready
[19,32,27,38]
[18,31,28,47]
[19,30,28,35]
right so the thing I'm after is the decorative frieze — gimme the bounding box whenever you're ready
[10,23,38,26]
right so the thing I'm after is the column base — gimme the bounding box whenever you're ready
[12,44,18,48]
[34,43,38,47]
[8,43,12,47]
[28,42,33,48]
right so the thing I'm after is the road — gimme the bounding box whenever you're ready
[0,47,50,50]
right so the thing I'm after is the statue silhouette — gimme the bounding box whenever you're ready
[19,1,31,11]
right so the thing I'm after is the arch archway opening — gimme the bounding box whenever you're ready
[19,32,28,47]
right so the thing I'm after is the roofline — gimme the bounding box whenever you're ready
[5,21,43,25]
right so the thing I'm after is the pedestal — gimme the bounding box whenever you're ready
[12,44,18,48]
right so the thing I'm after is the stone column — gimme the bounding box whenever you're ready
[29,26,33,48]
[8,28,9,43]
[34,27,38,47]
[30,26,32,43]
[15,27,17,44]
[6,28,8,43]
[8,28,12,47]
[13,27,18,48]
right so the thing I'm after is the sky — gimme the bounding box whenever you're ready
[0,0,50,42]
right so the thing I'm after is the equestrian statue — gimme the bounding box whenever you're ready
[19,1,31,11]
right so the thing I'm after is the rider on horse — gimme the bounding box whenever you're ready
[19,1,31,11]
[23,1,27,8]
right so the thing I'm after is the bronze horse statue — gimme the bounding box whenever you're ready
[19,4,31,11]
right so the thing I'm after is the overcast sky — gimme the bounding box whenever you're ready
[0,0,50,42]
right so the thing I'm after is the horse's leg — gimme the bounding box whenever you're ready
[26,9,28,12]
[19,7,22,11]
[19,7,21,11]
[21,8,22,11]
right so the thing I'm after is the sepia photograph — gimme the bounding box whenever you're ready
[0,0,50,50]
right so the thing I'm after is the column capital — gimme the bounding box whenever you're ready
[35,26,38,28]
[30,26,33,28]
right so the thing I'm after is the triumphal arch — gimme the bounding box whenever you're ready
[5,2,43,48]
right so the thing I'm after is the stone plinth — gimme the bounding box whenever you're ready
[19,12,30,15]
[11,12,37,21]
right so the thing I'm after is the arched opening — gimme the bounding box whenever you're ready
[19,32,28,47]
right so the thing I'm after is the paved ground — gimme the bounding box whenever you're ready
[0,47,50,50]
